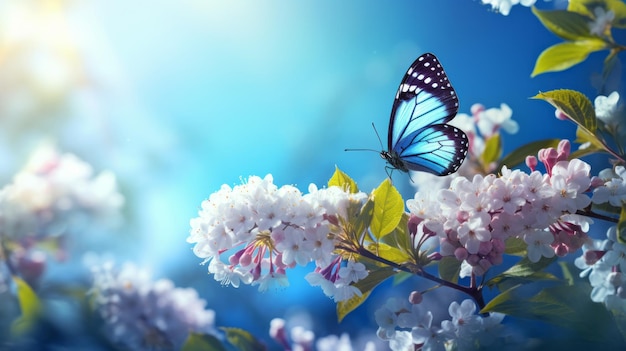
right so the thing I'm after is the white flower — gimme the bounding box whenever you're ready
[253,272,289,292]
[374,298,410,339]
[457,217,491,254]
[447,300,481,339]
[388,331,413,351]
[316,333,371,351]
[338,261,368,284]
[275,226,309,266]
[208,259,253,288]
[90,262,215,351]
[524,230,555,263]
[476,103,519,137]
[305,271,337,298]
[410,311,448,351]
[549,159,592,213]
[589,264,616,303]
[592,166,626,207]
[481,0,537,16]
[589,7,615,36]
[332,282,362,302]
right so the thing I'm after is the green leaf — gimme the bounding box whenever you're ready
[370,178,404,240]
[531,39,608,77]
[498,139,561,170]
[368,242,412,263]
[485,256,558,290]
[486,269,558,292]
[503,256,557,276]
[618,204,626,244]
[607,0,626,28]
[337,290,372,323]
[570,125,607,158]
[479,134,502,167]
[532,7,594,41]
[352,266,397,295]
[354,198,375,242]
[337,267,396,321]
[11,276,41,337]
[483,282,618,342]
[183,333,228,351]
[221,328,266,351]
[381,213,412,259]
[503,237,527,256]
[328,166,358,193]
[558,261,586,286]
[533,89,597,133]
[438,256,461,284]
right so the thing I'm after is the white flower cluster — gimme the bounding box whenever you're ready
[90,262,216,351]
[305,260,369,302]
[270,318,377,351]
[594,91,625,143]
[376,298,507,351]
[480,0,537,16]
[452,103,519,159]
[408,158,593,276]
[188,174,367,292]
[576,226,626,314]
[592,165,626,207]
[0,144,124,240]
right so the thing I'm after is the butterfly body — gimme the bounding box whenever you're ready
[382,53,468,176]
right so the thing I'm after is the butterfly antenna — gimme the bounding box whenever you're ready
[345,122,386,153]
[371,122,385,150]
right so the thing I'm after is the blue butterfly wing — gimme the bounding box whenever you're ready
[387,53,468,176]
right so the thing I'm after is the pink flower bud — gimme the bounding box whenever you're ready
[478,241,493,256]
[488,251,503,266]
[590,176,606,188]
[554,243,568,257]
[408,215,421,236]
[583,250,605,265]
[478,258,492,272]
[454,247,468,261]
[554,109,568,120]
[408,291,423,304]
[556,140,571,161]
[525,156,538,172]
[467,254,480,266]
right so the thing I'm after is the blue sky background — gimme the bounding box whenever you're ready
[2,0,624,348]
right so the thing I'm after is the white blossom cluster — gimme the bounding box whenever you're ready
[408,154,593,276]
[576,225,626,314]
[480,0,537,16]
[0,144,124,240]
[90,262,216,351]
[188,174,368,295]
[0,144,124,285]
[376,298,508,351]
[591,165,626,207]
[575,164,626,314]
[270,318,377,351]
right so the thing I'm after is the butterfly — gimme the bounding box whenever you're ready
[380,53,468,176]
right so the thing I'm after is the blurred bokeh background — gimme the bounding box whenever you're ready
[0,0,622,349]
